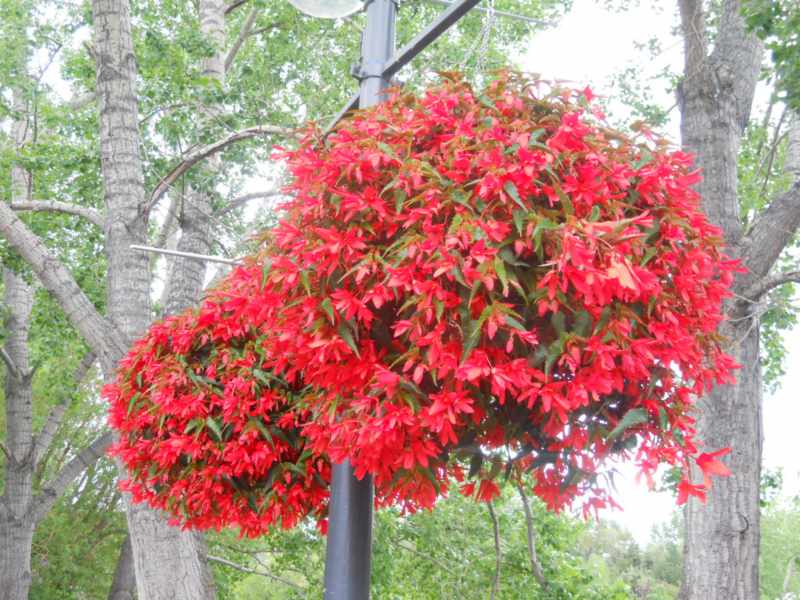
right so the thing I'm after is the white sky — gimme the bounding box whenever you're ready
[522,0,800,543]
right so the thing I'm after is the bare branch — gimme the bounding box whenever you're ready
[743,270,800,301]
[207,555,306,590]
[33,352,97,467]
[0,202,126,370]
[0,442,13,463]
[224,0,249,15]
[148,124,298,211]
[487,501,501,600]
[10,199,105,228]
[65,92,96,111]
[214,190,283,216]
[711,0,764,128]
[0,347,23,380]
[224,6,260,72]
[741,181,800,287]
[31,430,114,523]
[516,484,547,588]
[677,0,708,77]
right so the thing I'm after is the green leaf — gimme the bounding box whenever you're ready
[608,408,649,439]
[499,247,525,266]
[249,418,273,444]
[505,314,527,332]
[468,453,484,479]
[640,247,658,266]
[494,255,508,291]
[633,149,653,170]
[552,182,573,215]
[551,311,566,335]
[377,141,398,159]
[529,128,546,142]
[338,321,360,357]
[477,94,496,110]
[206,416,223,441]
[300,270,311,294]
[512,209,525,235]
[183,417,203,434]
[394,189,407,213]
[320,297,335,324]
[659,408,669,431]
[126,392,141,416]
[260,258,272,290]
[503,181,526,210]
[573,310,593,337]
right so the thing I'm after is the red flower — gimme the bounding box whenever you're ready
[105,72,739,536]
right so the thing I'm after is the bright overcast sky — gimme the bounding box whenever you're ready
[520,0,800,543]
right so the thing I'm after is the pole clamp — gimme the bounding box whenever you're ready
[349,60,386,82]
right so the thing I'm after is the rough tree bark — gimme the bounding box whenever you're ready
[162,0,225,316]
[0,269,37,600]
[107,535,136,600]
[91,0,215,598]
[677,1,800,598]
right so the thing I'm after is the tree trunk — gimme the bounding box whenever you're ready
[91,1,214,598]
[677,1,768,598]
[163,0,225,317]
[0,268,36,600]
[0,519,35,600]
[107,534,136,600]
[681,329,762,598]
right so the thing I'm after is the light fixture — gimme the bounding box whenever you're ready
[287,0,364,19]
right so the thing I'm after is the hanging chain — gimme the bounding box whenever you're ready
[461,0,497,73]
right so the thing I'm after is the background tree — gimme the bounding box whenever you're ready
[676,1,800,597]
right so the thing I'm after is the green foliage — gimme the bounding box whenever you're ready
[737,109,799,391]
[744,0,800,111]
[29,460,127,599]
[207,489,631,599]
[577,516,682,599]
[759,481,800,599]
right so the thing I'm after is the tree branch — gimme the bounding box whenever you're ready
[31,430,114,523]
[206,555,306,590]
[65,92,96,111]
[0,441,13,463]
[487,501,501,600]
[148,124,298,211]
[740,180,800,288]
[710,0,764,128]
[10,199,105,228]
[214,190,283,216]
[516,484,547,588]
[224,6,259,72]
[677,0,708,78]
[224,0,249,15]
[0,347,23,381]
[33,351,97,467]
[0,202,126,371]
[743,270,800,301]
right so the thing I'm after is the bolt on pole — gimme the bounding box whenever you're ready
[322,2,396,599]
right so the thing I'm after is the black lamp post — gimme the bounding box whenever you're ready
[291,2,484,598]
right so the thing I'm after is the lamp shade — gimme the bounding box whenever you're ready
[287,0,363,18]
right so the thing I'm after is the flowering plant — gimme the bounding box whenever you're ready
[106,72,738,537]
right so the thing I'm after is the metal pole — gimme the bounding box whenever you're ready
[323,0,483,136]
[323,1,396,599]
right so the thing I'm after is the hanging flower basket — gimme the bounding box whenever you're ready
[105,72,739,537]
